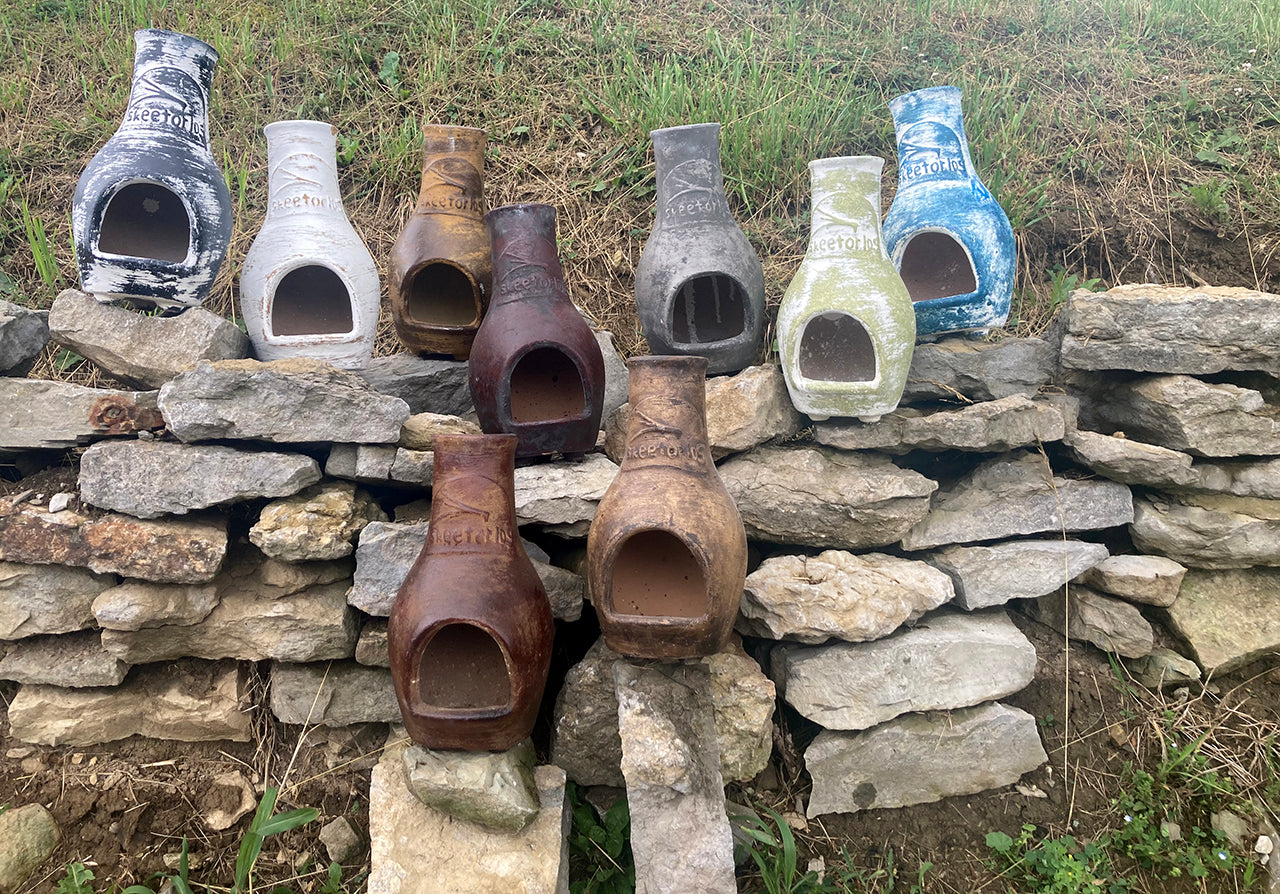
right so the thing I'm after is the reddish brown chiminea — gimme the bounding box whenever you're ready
[387,433,553,751]
[468,203,605,457]
[587,355,747,659]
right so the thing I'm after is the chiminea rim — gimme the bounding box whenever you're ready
[649,121,721,140]
[889,83,962,116]
[625,353,710,375]
[433,431,519,453]
[421,122,487,137]
[484,201,555,225]
[808,155,884,178]
[263,118,338,140]
[134,27,219,62]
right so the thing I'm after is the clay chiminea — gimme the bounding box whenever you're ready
[587,355,747,659]
[777,156,916,422]
[634,123,765,375]
[388,433,553,751]
[239,120,380,369]
[468,203,605,457]
[882,86,1015,337]
[390,124,490,359]
[72,29,232,308]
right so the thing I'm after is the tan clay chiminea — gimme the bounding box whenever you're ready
[387,433,553,751]
[390,125,490,359]
[587,355,747,659]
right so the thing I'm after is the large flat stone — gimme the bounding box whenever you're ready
[513,453,617,536]
[358,353,474,417]
[901,450,1134,551]
[80,440,320,518]
[0,379,163,450]
[805,703,1047,816]
[269,661,399,726]
[738,551,953,643]
[1130,493,1280,568]
[48,288,250,388]
[1061,430,1197,488]
[719,446,936,548]
[1166,568,1280,673]
[0,630,129,688]
[902,336,1056,403]
[923,539,1109,610]
[815,395,1065,455]
[1079,555,1186,607]
[1181,457,1280,499]
[160,358,411,444]
[0,298,50,376]
[0,562,114,639]
[7,659,252,746]
[1059,284,1280,375]
[1025,586,1154,658]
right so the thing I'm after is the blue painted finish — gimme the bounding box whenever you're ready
[883,86,1015,338]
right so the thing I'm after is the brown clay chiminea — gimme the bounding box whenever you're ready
[587,355,747,659]
[468,203,605,457]
[390,125,490,359]
[387,433,553,751]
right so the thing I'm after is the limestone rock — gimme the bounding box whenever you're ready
[1130,493,1280,568]
[924,539,1109,610]
[1059,284,1280,375]
[815,395,1065,455]
[1125,648,1202,689]
[772,610,1037,730]
[399,413,480,450]
[358,353,473,417]
[1183,457,1280,499]
[319,817,364,864]
[902,335,1056,402]
[1166,568,1280,673]
[1079,555,1186,607]
[368,742,569,894]
[8,659,252,746]
[80,440,320,518]
[403,740,541,833]
[0,379,163,450]
[614,661,737,894]
[160,358,411,444]
[739,551,953,643]
[901,450,1134,551]
[48,288,250,388]
[596,329,629,422]
[0,804,59,894]
[719,446,937,548]
[513,453,617,536]
[0,631,129,687]
[270,661,399,726]
[0,562,114,639]
[805,702,1047,815]
[1061,430,1197,488]
[251,482,387,562]
[705,640,776,783]
[356,619,390,667]
[0,299,50,376]
[0,503,227,583]
[1026,586,1154,658]
[325,444,433,488]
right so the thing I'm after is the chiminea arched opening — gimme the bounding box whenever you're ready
[269,264,355,337]
[798,311,877,382]
[508,347,586,423]
[415,622,513,711]
[670,273,748,345]
[898,230,978,303]
[97,181,191,262]
[608,530,709,620]
[403,261,481,327]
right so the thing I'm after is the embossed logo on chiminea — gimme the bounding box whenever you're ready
[72,30,232,308]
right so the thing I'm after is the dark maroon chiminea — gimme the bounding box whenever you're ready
[467,203,605,457]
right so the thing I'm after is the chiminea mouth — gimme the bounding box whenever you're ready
[266,263,357,339]
[669,272,749,347]
[606,529,710,622]
[897,229,979,304]
[796,311,879,385]
[411,621,514,716]
[506,346,588,424]
[402,260,482,329]
[95,179,194,265]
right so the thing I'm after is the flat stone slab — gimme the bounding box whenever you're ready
[0,298,50,376]
[805,702,1046,816]
[0,501,227,584]
[1025,586,1154,658]
[80,440,320,518]
[0,562,114,639]
[1180,457,1280,500]
[326,444,433,489]
[0,379,163,450]
[614,661,737,894]
[901,450,1134,551]
[269,661,398,726]
[923,539,1109,610]
[1061,430,1197,488]
[0,630,129,688]
[48,288,250,388]
[399,413,480,450]
[1126,648,1202,689]
[368,742,569,894]
[814,395,1065,455]
[1131,493,1280,568]
[1166,568,1280,673]
[772,609,1036,730]
[160,358,411,444]
[8,659,251,746]
[719,446,937,548]
[902,336,1056,403]
[402,740,541,834]
[1059,284,1280,375]
[358,353,474,417]
[738,551,953,643]
[1079,555,1186,607]
[513,453,617,536]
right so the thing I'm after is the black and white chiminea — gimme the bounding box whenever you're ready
[72,29,232,309]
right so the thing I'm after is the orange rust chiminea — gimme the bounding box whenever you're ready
[387,433,553,751]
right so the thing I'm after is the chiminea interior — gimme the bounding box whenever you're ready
[671,273,748,344]
[270,265,355,336]
[97,182,191,262]
[509,347,585,423]
[898,231,977,302]
[608,530,708,619]
[404,262,480,326]
[798,311,876,382]
[416,622,512,710]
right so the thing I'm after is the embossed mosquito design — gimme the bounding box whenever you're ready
[631,399,685,439]
[495,236,546,278]
[434,487,493,522]
[423,157,477,192]
[270,153,327,188]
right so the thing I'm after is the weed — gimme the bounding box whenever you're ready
[1047,266,1104,313]
[567,782,634,894]
[985,825,1124,894]
[1183,179,1231,226]
[740,807,818,894]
